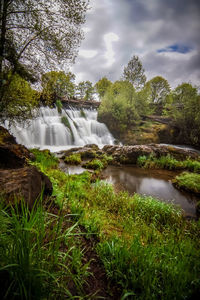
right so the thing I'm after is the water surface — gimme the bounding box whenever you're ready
[103,166,199,217]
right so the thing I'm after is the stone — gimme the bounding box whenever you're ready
[102,144,199,165]
[0,166,52,208]
[0,126,35,169]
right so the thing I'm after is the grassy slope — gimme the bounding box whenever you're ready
[29,149,200,299]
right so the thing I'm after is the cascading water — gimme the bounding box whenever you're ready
[6,106,115,152]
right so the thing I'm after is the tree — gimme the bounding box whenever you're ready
[0,73,39,122]
[123,55,146,90]
[147,76,170,104]
[95,77,112,99]
[76,81,94,100]
[0,0,89,118]
[41,71,75,105]
[165,83,200,145]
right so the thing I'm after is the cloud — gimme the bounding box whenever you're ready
[70,0,200,88]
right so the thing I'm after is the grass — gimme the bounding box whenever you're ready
[24,149,200,298]
[173,172,200,194]
[0,197,90,299]
[137,154,200,172]
[64,153,82,165]
[82,159,105,170]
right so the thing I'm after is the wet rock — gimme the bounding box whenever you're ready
[102,144,199,164]
[60,144,100,160]
[0,166,52,208]
[0,126,35,169]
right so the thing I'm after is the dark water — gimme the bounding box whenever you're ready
[103,166,199,217]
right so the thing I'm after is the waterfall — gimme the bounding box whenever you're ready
[6,106,115,152]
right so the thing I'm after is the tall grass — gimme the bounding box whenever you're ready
[28,148,200,299]
[137,154,200,172]
[0,197,90,299]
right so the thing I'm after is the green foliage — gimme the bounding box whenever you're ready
[137,154,200,172]
[0,0,89,86]
[146,76,171,104]
[29,148,200,300]
[76,81,95,100]
[61,116,74,142]
[97,234,200,300]
[64,153,82,165]
[95,77,112,99]
[98,80,140,134]
[123,55,146,90]
[173,172,200,194]
[56,99,63,114]
[164,83,200,146]
[0,73,39,122]
[0,199,90,299]
[83,159,105,170]
[41,71,75,106]
[80,109,86,118]
[30,148,59,171]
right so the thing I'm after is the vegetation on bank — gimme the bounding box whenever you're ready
[97,57,200,147]
[173,172,200,195]
[137,154,200,173]
[24,150,200,298]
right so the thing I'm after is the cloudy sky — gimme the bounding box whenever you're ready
[71,0,200,88]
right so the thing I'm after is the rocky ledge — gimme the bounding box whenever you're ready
[0,126,52,207]
[59,143,199,165]
[102,144,199,164]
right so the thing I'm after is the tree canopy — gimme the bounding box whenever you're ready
[76,81,95,100]
[95,77,112,99]
[41,71,75,105]
[147,76,170,104]
[0,0,89,120]
[123,55,146,90]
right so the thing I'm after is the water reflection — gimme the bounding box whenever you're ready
[103,166,199,217]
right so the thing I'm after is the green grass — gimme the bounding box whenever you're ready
[173,172,200,194]
[137,154,200,172]
[27,149,200,299]
[83,159,105,170]
[0,198,90,299]
[30,148,59,171]
[64,153,82,165]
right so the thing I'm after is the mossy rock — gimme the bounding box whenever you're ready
[64,153,82,165]
[82,159,106,170]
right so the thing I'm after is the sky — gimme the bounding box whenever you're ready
[71,0,200,89]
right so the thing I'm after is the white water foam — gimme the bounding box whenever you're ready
[5,107,115,152]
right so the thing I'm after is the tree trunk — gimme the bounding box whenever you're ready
[0,0,8,102]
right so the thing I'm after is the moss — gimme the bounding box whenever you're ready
[80,109,86,119]
[82,159,105,170]
[55,99,62,114]
[64,153,82,165]
[172,172,200,194]
[61,116,74,142]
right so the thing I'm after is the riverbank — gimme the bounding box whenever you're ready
[1,128,200,298]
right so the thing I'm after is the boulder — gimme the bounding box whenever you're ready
[102,144,199,164]
[0,126,34,169]
[0,166,52,208]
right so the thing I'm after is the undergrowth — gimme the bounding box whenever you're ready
[137,154,200,173]
[173,172,200,194]
[0,197,90,299]
[26,148,200,299]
